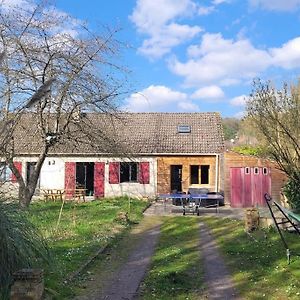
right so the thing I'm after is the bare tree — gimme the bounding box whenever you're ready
[247,79,300,207]
[0,2,128,207]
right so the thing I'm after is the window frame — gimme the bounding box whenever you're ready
[190,165,200,184]
[120,162,138,183]
[177,125,191,133]
[200,165,210,184]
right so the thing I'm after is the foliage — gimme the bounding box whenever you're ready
[247,79,300,207]
[27,198,149,299]
[283,176,300,212]
[140,217,204,300]
[222,117,240,140]
[232,144,267,156]
[0,200,49,299]
[204,217,300,299]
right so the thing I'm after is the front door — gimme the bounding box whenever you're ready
[76,162,94,196]
[170,165,182,192]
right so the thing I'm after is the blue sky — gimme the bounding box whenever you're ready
[5,0,300,117]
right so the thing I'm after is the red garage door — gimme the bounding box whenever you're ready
[230,167,271,207]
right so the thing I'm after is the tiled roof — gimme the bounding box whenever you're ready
[13,112,225,155]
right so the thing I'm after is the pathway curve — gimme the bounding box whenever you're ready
[199,222,241,300]
[75,217,161,300]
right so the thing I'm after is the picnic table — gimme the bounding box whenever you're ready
[43,188,87,202]
[73,188,86,202]
[42,189,65,201]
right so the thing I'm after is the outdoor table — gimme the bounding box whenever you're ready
[157,193,224,215]
[189,194,224,213]
[65,188,87,202]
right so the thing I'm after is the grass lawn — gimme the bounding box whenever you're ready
[27,197,149,299]
[139,216,204,300]
[203,217,300,300]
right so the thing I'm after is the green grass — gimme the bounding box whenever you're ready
[27,197,149,299]
[203,217,300,299]
[139,216,204,300]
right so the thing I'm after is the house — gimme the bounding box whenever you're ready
[2,112,224,199]
[1,112,287,206]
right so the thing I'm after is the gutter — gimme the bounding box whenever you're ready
[15,152,223,157]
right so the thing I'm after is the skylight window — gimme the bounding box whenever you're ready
[177,125,191,133]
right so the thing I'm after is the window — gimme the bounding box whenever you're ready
[263,167,268,175]
[254,167,259,175]
[177,125,191,133]
[0,163,12,182]
[201,165,210,184]
[190,165,199,184]
[245,167,250,175]
[189,165,210,184]
[120,162,138,183]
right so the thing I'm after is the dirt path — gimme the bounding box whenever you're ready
[199,222,241,300]
[74,216,161,300]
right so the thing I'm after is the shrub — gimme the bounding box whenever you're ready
[0,201,49,299]
[283,177,300,212]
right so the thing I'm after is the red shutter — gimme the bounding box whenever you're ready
[109,162,119,184]
[94,162,105,198]
[139,162,150,184]
[11,162,22,183]
[65,162,76,198]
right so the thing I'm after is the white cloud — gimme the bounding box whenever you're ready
[191,85,224,100]
[178,101,200,111]
[230,95,249,106]
[0,0,34,10]
[198,6,215,15]
[139,23,202,59]
[234,111,245,119]
[249,0,300,11]
[169,33,300,87]
[122,85,199,112]
[271,37,300,69]
[213,0,232,4]
[169,33,272,86]
[130,0,202,59]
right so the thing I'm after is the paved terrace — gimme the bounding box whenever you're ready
[144,199,246,219]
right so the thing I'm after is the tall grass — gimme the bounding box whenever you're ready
[0,200,49,299]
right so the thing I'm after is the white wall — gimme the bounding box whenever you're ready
[12,156,157,198]
[40,158,65,189]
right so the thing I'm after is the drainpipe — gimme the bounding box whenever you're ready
[215,154,219,192]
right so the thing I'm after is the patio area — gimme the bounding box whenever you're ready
[144,199,246,219]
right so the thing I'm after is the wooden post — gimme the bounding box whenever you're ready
[245,208,260,232]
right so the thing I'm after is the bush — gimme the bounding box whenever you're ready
[0,201,49,299]
[283,178,300,212]
[232,145,266,156]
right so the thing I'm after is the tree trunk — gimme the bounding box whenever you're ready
[18,186,34,209]
[18,150,47,208]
